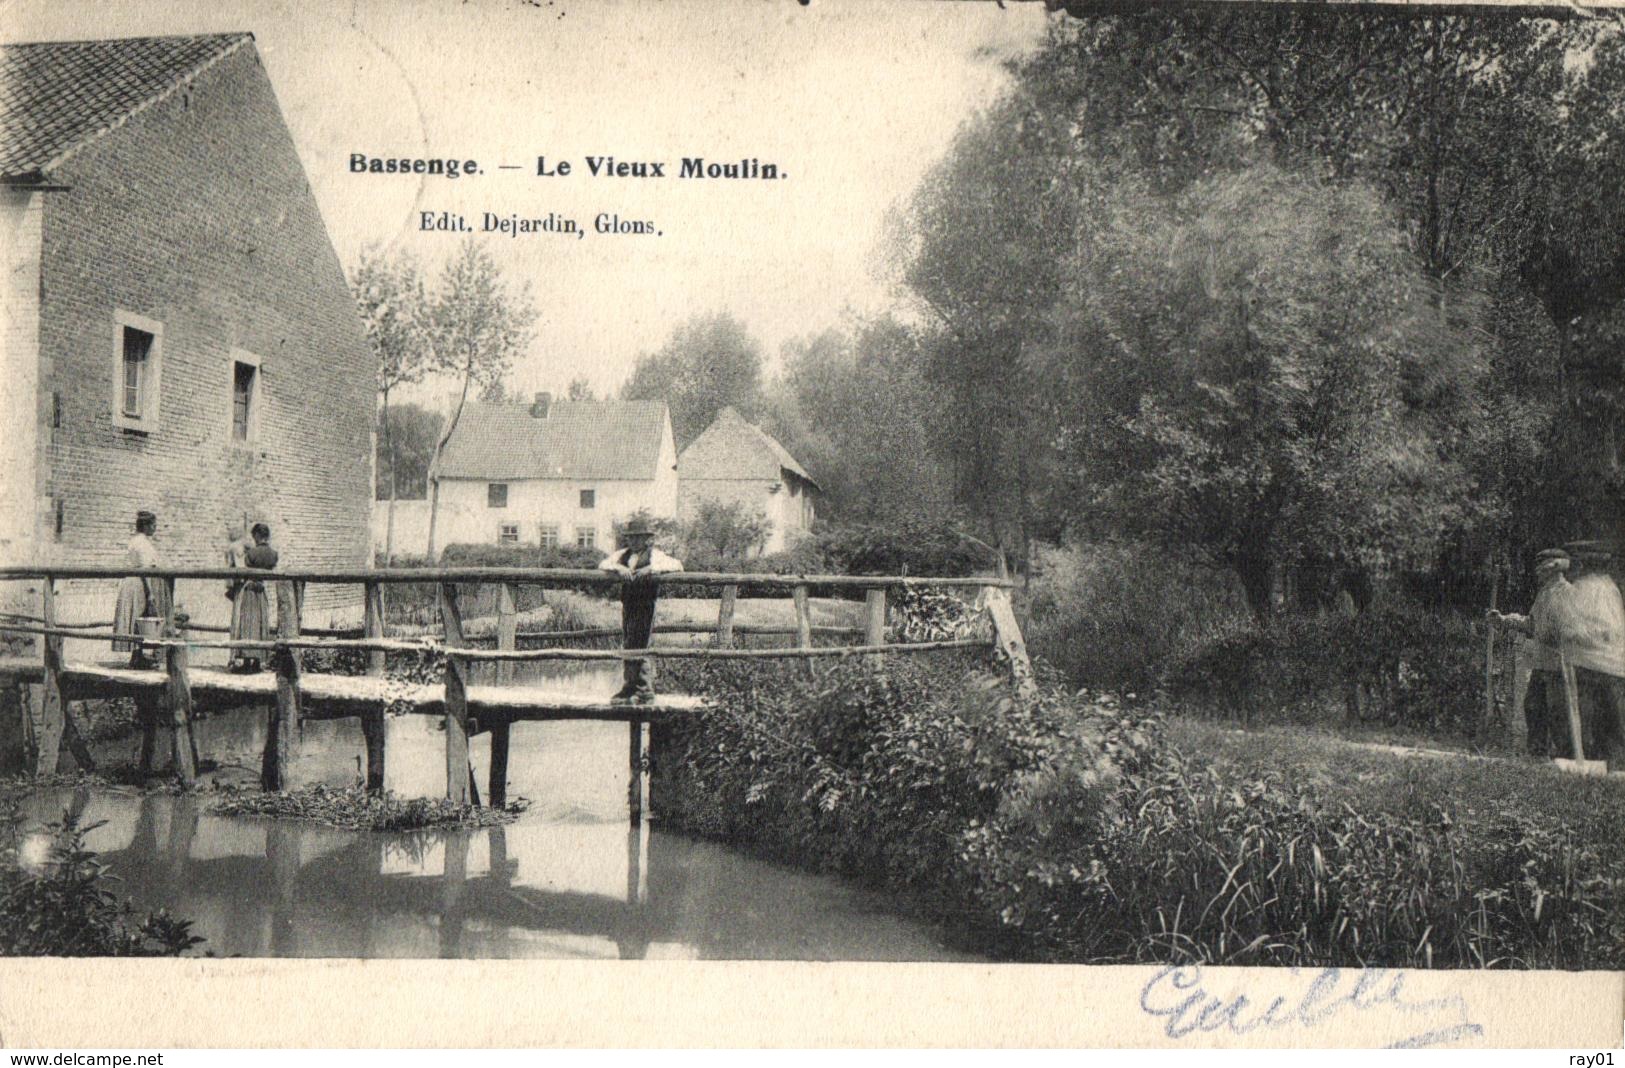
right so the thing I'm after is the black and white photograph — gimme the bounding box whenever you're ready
[0,0,1621,1050]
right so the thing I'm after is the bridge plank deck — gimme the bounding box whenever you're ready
[0,656,703,723]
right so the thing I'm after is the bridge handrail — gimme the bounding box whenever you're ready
[0,565,1010,590]
[0,562,1036,795]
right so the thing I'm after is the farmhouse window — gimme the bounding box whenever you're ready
[498,522,520,544]
[539,524,560,549]
[579,489,596,509]
[488,483,509,508]
[575,526,596,549]
[112,312,163,432]
[231,357,259,442]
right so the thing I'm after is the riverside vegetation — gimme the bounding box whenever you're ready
[655,655,1625,969]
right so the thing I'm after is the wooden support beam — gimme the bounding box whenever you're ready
[793,585,812,649]
[137,693,158,778]
[163,587,196,789]
[983,585,1038,700]
[628,718,646,824]
[715,585,737,648]
[864,589,886,667]
[33,578,63,775]
[361,581,386,794]
[440,583,472,804]
[263,580,302,791]
[364,581,386,677]
[488,716,511,809]
[496,583,517,686]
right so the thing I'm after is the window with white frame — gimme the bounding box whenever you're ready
[539,523,560,549]
[575,526,596,549]
[112,312,163,432]
[230,352,261,443]
[498,522,520,544]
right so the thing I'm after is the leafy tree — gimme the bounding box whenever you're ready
[424,240,540,559]
[679,500,770,561]
[1049,166,1490,620]
[373,403,441,502]
[622,312,765,446]
[567,377,597,401]
[351,247,428,566]
[766,316,955,524]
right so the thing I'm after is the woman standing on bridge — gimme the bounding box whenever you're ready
[111,510,171,668]
[229,523,279,674]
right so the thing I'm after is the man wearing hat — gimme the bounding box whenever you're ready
[1565,540,1625,765]
[1491,546,1625,763]
[1490,549,1585,757]
[599,515,683,703]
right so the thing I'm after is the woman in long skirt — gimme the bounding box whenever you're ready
[224,522,253,669]
[112,510,170,667]
[231,522,278,673]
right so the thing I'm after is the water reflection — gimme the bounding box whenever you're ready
[20,664,978,962]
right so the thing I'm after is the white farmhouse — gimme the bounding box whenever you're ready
[428,393,678,551]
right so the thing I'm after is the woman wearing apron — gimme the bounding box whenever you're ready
[111,510,171,668]
[230,523,278,673]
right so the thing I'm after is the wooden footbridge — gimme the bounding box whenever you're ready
[0,565,1034,818]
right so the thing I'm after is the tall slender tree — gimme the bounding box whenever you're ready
[423,240,540,560]
[352,247,428,566]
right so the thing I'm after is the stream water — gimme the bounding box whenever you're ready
[15,663,980,961]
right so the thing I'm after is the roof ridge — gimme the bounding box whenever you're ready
[17,33,257,176]
[1,31,253,48]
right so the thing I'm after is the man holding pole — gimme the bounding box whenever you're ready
[1490,547,1624,766]
[599,516,683,704]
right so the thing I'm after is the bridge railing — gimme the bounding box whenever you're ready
[0,565,1033,805]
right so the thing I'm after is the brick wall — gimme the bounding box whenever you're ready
[36,43,375,644]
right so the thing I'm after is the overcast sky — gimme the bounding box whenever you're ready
[5,0,1047,405]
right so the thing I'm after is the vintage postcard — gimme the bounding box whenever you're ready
[0,0,1621,1050]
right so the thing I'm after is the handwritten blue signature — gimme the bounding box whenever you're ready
[1140,964,1485,1049]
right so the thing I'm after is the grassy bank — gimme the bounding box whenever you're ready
[654,659,1625,969]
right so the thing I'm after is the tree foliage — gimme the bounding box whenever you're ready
[898,9,1625,603]
[1052,166,1489,617]
[765,316,956,524]
[622,311,765,447]
[373,402,440,501]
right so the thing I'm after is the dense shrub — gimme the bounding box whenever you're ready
[1164,603,1486,736]
[1025,540,1249,693]
[803,519,993,578]
[655,663,1625,968]
[0,805,204,956]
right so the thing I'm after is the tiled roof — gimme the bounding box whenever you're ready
[436,400,671,481]
[678,407,819,490]
[0,33,252,179]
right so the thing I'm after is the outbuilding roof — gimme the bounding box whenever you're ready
[0,32,253,180]
[436,400,672,481]
[678,406,819,490]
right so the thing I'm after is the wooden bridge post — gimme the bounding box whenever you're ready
[33,576,66,775]
[263,580,302,791]
[983,585,1037,700]
[163,579,196,789]
[439,583,472,804]
[864,588,886,667]
[793,583,813,677]
[361,580,387,794]
[715,585,737,648]
[487,583,516,808]
[628,716,647,824]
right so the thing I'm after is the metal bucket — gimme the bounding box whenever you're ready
[136,616,162,656]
